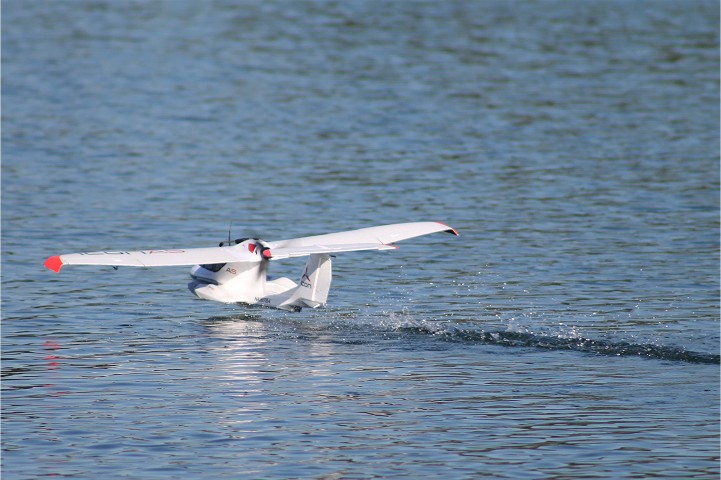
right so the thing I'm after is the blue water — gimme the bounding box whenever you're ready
[2,1,719,478]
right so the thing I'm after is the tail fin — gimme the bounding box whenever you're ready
[296,254,332,308]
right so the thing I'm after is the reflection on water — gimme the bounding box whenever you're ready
[1,312,718,478]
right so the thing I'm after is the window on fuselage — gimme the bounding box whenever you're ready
[201,263,226,272]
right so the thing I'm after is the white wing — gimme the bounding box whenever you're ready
[44,222,458,272]
[44,245,252,272]
[268,222,458,259]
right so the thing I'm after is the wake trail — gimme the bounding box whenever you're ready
[396,324,720,365]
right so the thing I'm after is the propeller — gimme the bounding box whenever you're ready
[246,240,271,258]
[248,240,272,280]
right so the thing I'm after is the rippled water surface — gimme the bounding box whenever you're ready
[3,1,719,478]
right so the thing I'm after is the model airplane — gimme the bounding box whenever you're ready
[44,222,458,311]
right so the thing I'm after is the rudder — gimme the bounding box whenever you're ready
[296,254,332,308]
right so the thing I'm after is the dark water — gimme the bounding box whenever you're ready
[3,1,719,478]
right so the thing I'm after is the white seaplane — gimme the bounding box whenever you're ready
[44,222,458,311]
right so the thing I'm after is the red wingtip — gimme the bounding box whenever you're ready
[44,256,64,273]
[436,222,459,236]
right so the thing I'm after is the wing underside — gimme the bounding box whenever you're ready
[269,243,398,260]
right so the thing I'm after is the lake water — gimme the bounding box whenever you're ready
[2,1,719,478]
